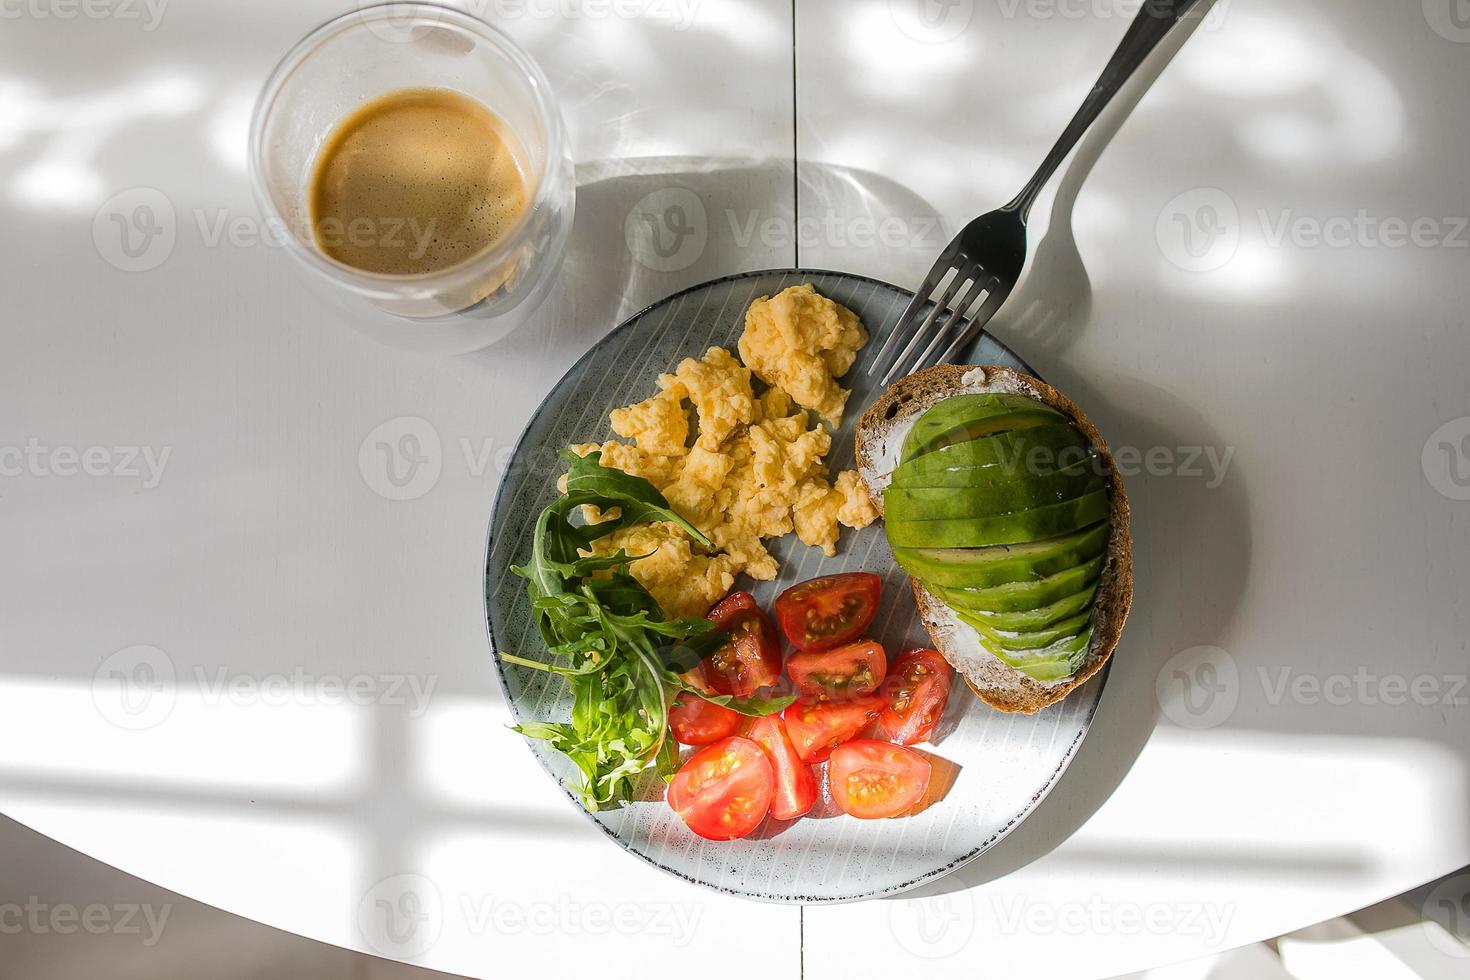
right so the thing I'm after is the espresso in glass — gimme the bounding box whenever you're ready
[307,87,530,277]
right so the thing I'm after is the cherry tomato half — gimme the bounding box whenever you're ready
[747,715,817,821]
[775,573,882,651]
[874,648,953,746]
[667,737,774,841]
[668,692,742,746]
[828,739,932,819]
[782,695,885,763]
[786,640,888,700]
[702,592,782,698]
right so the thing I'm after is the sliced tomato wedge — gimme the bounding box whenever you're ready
[786,640,888,700]
[668,692,742,746]
[667,737,774,840]
[702,592,782,698]
[874,648,953,746]
[747,715,817,820]
[828,739,932,819]
[774,573,882,651]
[782,695,885,763]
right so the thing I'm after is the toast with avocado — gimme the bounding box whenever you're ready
[855,364,1133,713]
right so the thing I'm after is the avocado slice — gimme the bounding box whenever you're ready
[958,582,1098,631]
[983,628,1094,682]
[884,466,1104,520]
[892,450,1099,490]
[962,608,1095,651]
[890,423,1091,487]
[885,490,1110,549]
[900,394,1063,463]
[964,622,1094,678]
[891,522,1109,589]
[930,555,1104,612]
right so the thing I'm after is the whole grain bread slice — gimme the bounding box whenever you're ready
[855,364,1133,714]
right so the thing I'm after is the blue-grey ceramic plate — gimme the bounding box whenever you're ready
[484,269,1106,903]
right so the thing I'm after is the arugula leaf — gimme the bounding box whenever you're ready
[503,452,785,811]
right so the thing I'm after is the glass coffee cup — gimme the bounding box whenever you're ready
[249,2,574,353]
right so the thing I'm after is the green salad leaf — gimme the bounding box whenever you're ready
[503,451,793,810]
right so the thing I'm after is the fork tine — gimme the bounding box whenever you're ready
[927,279,1014,369]
[892,275,992,383]
[866,255,957,378]
[878,271,970,385]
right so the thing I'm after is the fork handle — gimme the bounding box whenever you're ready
[1004,0,1206,219]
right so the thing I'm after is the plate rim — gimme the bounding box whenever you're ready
[481,267,1107,904]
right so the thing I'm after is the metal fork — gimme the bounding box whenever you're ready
[870,0,1206,384]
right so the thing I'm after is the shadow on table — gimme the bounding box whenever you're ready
[459,155,949,373]
[889,0,1258,899]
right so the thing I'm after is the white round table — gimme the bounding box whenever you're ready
[2,1,1468,977]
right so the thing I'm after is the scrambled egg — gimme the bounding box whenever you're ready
[571,284,878,618]
[738,282,868,425]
